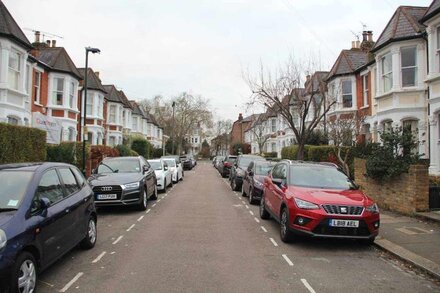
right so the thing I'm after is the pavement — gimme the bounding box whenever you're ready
[375,210,440,279]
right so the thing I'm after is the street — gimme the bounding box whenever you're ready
[37,162,439,293]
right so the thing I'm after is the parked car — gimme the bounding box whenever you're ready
[162,158,183,183]
[0,162,97,293]
[179,155,193,170]
[218,155,237,178]
[260,160,380,244]
[242,160,276,204]
[229,154,265,191]
[213,156,224,169]
[148,159,173,192]
[162,155,184,180]
[88,156,157,209]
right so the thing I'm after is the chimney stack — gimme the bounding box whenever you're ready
[367,31,373,42]
[46,40,51,46]
[362,31,368,42]
[35,31,41,43]
[238,113,243,121]
[51,40,56,47]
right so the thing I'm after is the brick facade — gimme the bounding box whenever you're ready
[354,158,429,215]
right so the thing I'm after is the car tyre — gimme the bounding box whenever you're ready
[150,185,158,200]
[163,179,167,193]
[259,195,270,220]
[241,183,246,196]
[138,189,148,211]
[81,217,97,249]
[248,187,255,204]
[359,237,376,245]
[11,252,37,293]
[280,207,294,243]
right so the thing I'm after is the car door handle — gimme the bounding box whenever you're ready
[65,209,70,213]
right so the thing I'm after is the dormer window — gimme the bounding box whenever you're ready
[342,80,352,108]
[401,46,417,87]
[381,53,393,92]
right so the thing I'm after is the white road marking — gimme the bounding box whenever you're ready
[301,279,316,293]
[249,211,254,216]
[261,226,268,232]
[254,217,260,223]
[157,199,161,202]
[110,251,116,255]
[245,204,249,209]
[161,196,165,199]
[137,215,144,222]
[242,201,246,204]
[282,254,294,266]
[126,224,135,231]
[92,251,106,263]
[59,272,84,292]
[38,280,54,287]
[269,238,279,247]
[146,209,151,214]
[112,235,123,245]
[152,203,157,207]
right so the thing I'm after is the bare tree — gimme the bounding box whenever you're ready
[246,57,335,160]
[327,111,366,177]
[248,114,270,154]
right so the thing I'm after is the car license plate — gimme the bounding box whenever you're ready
[329,219,359,228]
[97,194,117,200]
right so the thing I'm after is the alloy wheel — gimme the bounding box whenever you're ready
[18,259,36,293]
[281,209,288,239]
[249,188,253,204]
[88,218,97,245]
[143,190,147,207]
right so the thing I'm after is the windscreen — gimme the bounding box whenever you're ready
[239,157,260,168]
[97,158,140,174]
[227,157,237,163]
[289,165,357,190]
[0,170,33,210]
[255,163,274,175]
[148,161,162,170]
[164,159,176,167]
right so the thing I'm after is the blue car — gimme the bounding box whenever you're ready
[0,163,97,293]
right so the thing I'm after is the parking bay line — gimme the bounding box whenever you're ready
[112,235,123,245]
[137,215,144,222]
[301,279,316,293]
[242,200,246,204]
[254,217,260,223]
[245,204,249,209]
[261,226,268,233]
[282,254,294,266]
[59,272,83,292]
[92,251,106,263]
[126,224,135,231]
[269,238,279,247]
[152,203,157,207]
[146,209,151,214]
[249,210,254,216]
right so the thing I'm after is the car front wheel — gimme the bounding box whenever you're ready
[81,217,97,249]
[241,183,246,196]
[151,185,158,200]
[248,187,255,204]
[12,252,37,293]
[138,189,148,211]
[280,207,294,243]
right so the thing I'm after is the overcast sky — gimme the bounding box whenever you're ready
[5,0,432,121]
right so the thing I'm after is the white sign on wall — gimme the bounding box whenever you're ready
[32,112,62,144]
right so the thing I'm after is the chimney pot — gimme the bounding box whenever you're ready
[367,31,373,42]
[35,31,41,43]
[356,40,360,48]
[352,41,356,49]
[362,31,368,42]
[52,40,56,47]
[46,40,51,46]
[238,113,243,121]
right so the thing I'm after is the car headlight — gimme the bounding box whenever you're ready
[294,198,319,210]
[123,182,140,190]
[366,203,379,214]
[0,229,7,250]
[254,179,263,189]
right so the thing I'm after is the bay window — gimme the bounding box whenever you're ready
[8,51,20,90]
[362,74,369,107]
[401,46,417,87]
[133,117,138,131]
[97,96,103,118]
[271,119,276,132]
[342,80,352,108]
[383,120,393,133]
[382,53,393,92]
[53,78,64,106]
[109,105,116,123]
[86,94,93,116]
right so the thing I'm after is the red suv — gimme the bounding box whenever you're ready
[260,160,380,244]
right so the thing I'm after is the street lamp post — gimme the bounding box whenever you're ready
[82,46,101,175]
[171,101,176,154]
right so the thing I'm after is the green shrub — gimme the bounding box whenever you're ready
[115,144,137,156]
[281,145,310,160]
[131,138,152,158]
[151,147,164,158]
[0,123,47,164]
[47,142,89,169]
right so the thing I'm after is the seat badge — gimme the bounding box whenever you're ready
[340,206,348,214]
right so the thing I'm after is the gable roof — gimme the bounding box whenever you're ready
[372,6,427,52]
[421,0,440,23]
[78,68,106,93]
[103,85,124,104]
[118,90,133,109]
[327,49,368,81]
[37,47,82,80]
[130,101,144,116]
[0,1,32,49]
[305,71,329,94]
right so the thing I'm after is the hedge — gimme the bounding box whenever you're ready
[115,144,138,157]
[0,123,47,164]
[47,142,90,170]
[151,147,164,158]
[131,138,152,159]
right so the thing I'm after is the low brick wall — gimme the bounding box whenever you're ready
[354,158,429,215]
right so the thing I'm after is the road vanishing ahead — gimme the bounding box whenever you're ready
[38,162,439,293]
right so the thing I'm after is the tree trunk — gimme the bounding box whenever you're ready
[297,143,305,160]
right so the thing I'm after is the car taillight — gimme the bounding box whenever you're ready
[224,162,232,167]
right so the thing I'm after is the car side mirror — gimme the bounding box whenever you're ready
[164,166,168,171]
[272,178,283,188]
[39,197,51,217]
[143,165,149,174]
[249,171,254,177]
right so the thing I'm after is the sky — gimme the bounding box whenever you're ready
[5,0,432,122]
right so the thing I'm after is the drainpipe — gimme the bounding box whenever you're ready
[424,35,431,164]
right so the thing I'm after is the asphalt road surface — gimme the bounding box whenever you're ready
[37,161,440,293]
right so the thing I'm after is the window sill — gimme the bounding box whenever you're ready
[360,105,370,110]
[34,102,43,107]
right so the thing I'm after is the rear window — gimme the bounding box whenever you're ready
[0,170,33,209]
[289,165,357,190]
[255,163,274,175]
[148,161,162,170]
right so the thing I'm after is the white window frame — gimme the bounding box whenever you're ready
[7,116,19,125]
[109,105,116,123]
[362,74,369,107]
[53,77,65,106]
[341,80,352,108]
[437,26,440,72]
[401,46,417,87]
[97,96,103,118]
[8,50,21,90]
[381,53,393,92]
[271,119,276,133]
[86,94,93,117]
[33,71,42,104]
[69,82,75,109]
[133,117,138,131]
[383,120,393,133]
